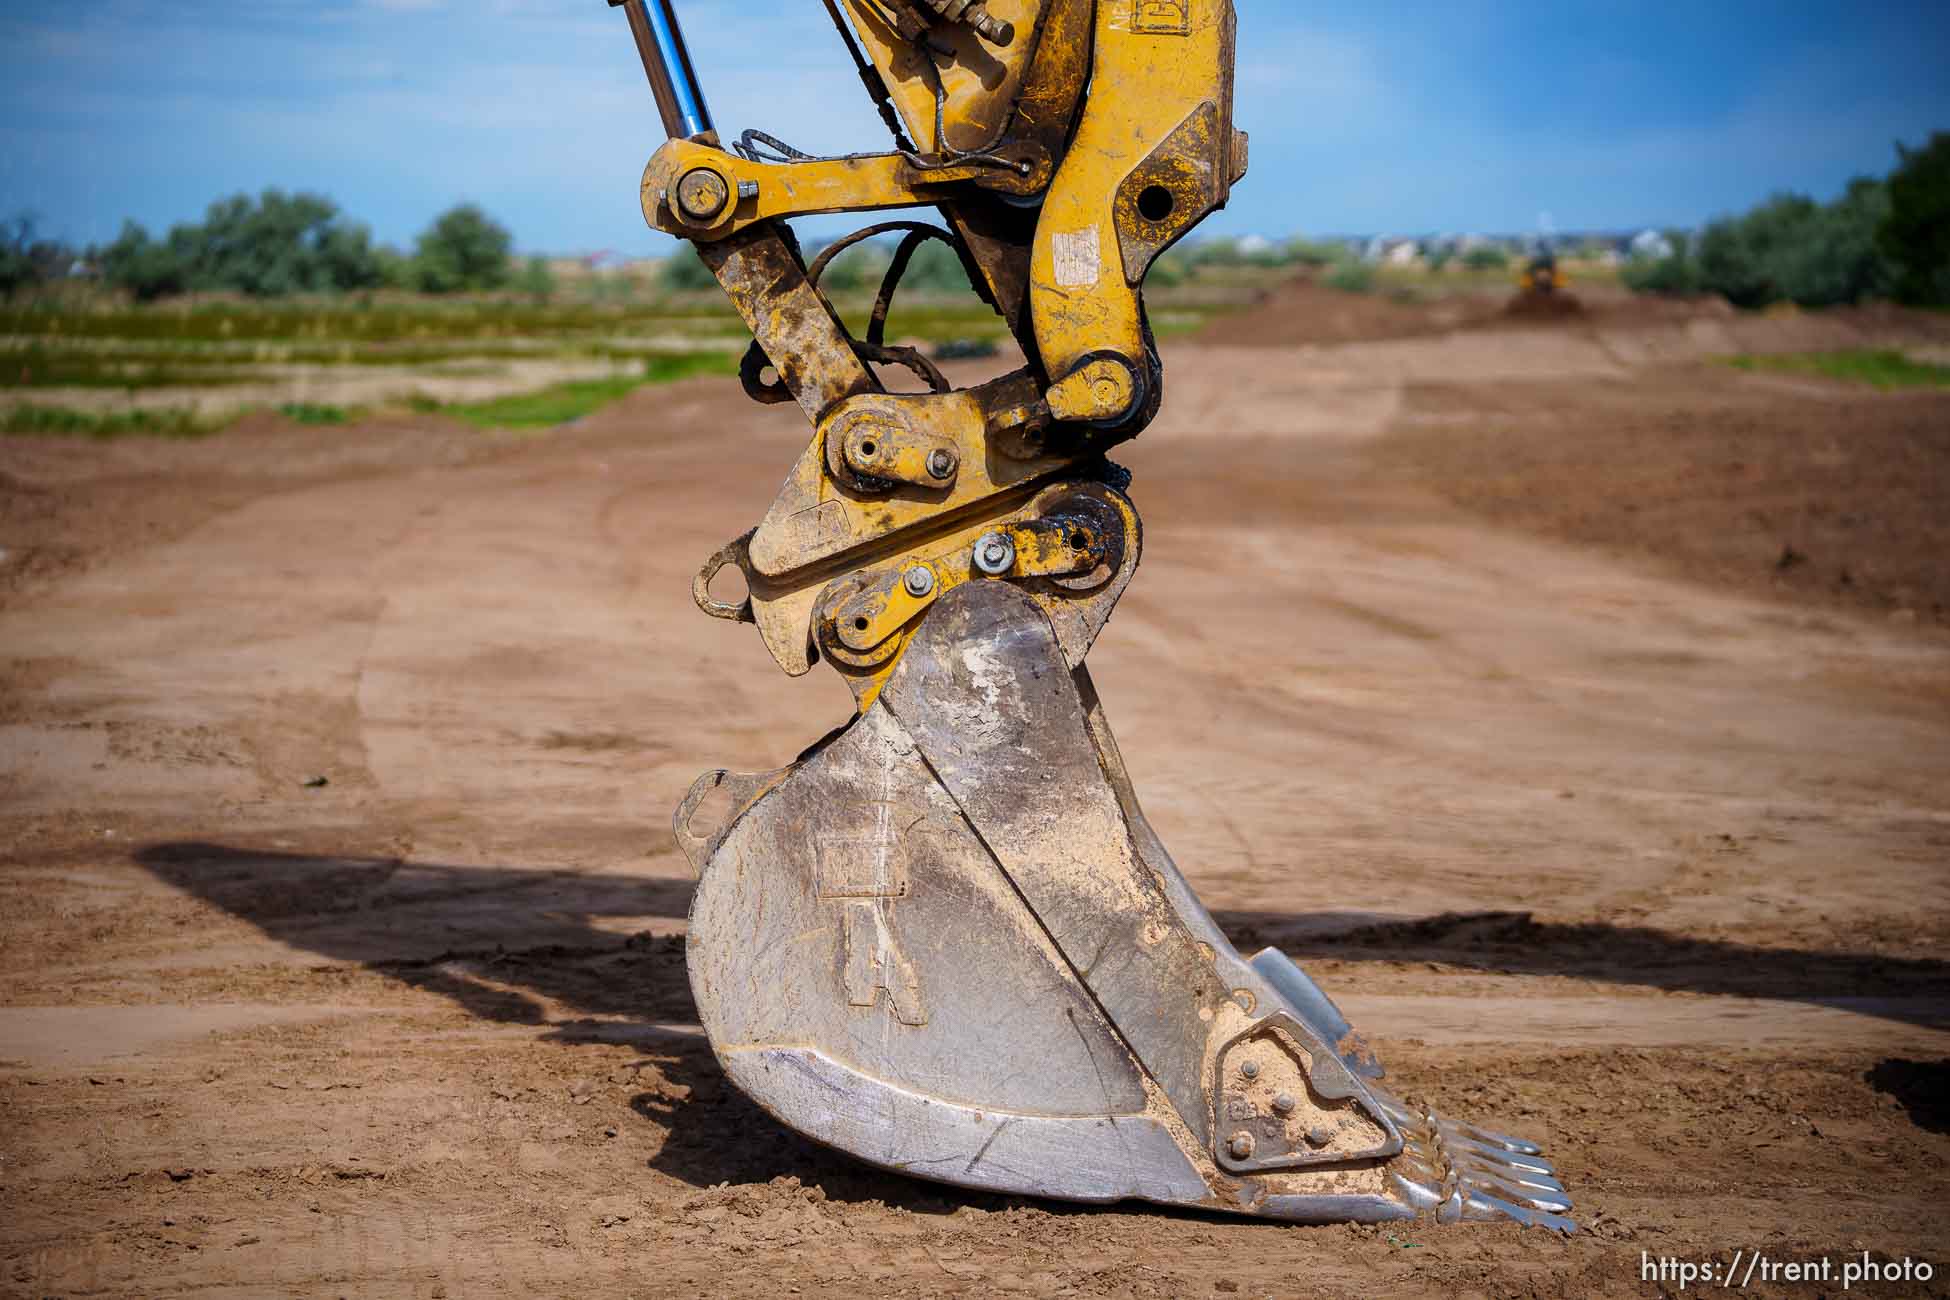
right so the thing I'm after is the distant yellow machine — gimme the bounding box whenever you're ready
[605,0,1574,1228]
[1520,250,1566,294]
[1511,249,1582,317]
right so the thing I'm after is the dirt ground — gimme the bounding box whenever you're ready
[3,301,1949,1298]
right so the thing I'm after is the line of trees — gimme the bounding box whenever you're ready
[12,132,1947,310]
[2,191,555,302]
[0,216,75,296]
[1625,132,1950,309]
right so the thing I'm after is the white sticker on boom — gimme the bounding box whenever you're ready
[1052,228,1102,288]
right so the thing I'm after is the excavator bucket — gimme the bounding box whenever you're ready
[675,581,1572,1228]
[608,0,1577,1228]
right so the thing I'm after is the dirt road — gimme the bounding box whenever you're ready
[3,311,1948,1297]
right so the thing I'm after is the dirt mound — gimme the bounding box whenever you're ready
[1203,274,1741,345]
[1584,291,1737,328]
[1471,288,1743,335]
[1542,292,1950,342]
[1504,288,1586,321]
[1813,300,1950,341]
[1209,275,1950,352]
[1200,273,1499,346]
[1383,366,1950,626]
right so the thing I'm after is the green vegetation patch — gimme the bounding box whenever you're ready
[433,353,738,429]
[1625,130,1949,309]
[3,351,743,439]
[0,298,744,345]
[278,402,352,424]
[639,352,740,385]
[1,344,260,389]
[1323,261,1377,294]
[1725,349,1950,390]
[1,403,221,438]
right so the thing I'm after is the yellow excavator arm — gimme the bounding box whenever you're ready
[625,0,1246,705]
[607,0,1575,1229]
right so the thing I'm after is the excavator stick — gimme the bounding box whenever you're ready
[607,0,1575,1228]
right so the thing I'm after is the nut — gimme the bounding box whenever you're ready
[675,168,730,221]
[967,4,1013,45]
[926,447,959,480]
[973,532,1016,576]
[1227,1131,1256,1160]
[903,566,936,598]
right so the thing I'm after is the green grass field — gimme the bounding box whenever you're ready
[1725,349,1950,390]
[0,403,224,439]
[432,353,741,429]
[0,264,1270,436]
[11,256,1634,436]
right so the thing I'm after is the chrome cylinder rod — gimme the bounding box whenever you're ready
[613,0,714,140]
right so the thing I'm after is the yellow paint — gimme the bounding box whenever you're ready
[748,374,1062,581]
[649,0,1240,695]
[833,573,938,653]
[840,0,1048,155]
[1045,356,1137,423]
[1030,0,1237,382]
[642,142,998,241]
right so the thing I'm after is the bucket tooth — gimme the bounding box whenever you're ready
[681,581,1574,1229]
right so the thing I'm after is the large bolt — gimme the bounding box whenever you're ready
[1239,1059,1261,1080]
[1272,1092,1297,1115]
[1305,1126,1335,1149]
[675,168,730,221]
[1227,1131,1256,1160]
[973,532,1016,576]
[926,447,959,481]
[966,4,1014,45]
[1047,356,1138,424]
[903,566,936,598]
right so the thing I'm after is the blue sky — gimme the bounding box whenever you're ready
[3,1,1946,255]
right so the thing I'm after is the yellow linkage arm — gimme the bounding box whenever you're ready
[641,138,1037,241]
[1030,0,1244,420]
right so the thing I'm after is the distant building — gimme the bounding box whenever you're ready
[1630,229,1675,261]
[1363,235,1421,265]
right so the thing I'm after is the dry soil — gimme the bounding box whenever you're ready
[2,301,1948,1298]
